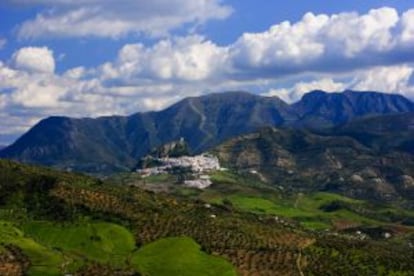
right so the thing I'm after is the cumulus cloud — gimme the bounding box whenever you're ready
[63,66,86,79]
[352,65,414,96]
[8,6,414,81]
[400,9,414,45]
[100,35,227,82]
[228,7,414,78]
[12,47,55,73]
[266,78,346,103]
[320,7,399,56]
[95,7,414,83]
[11,0,232,39]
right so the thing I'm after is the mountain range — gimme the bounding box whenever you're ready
[1,90,413,173]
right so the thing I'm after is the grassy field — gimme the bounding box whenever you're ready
[220,193,385,230]
[1,219,238,275]
[0,221,63,275]
[122,169,414,232]
[182,170,414,230]
[131,237,236,276]
[0,220,137,274]
[193,174,390,230]
[210,170,276,191]
[21,221,135,267]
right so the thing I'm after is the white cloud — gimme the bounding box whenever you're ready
[13,0,232,39]
[11,79,66,108]
[101,35,227,82]
[400,9,414,45]
[12,46,55,73]
[352,65,414,96]
[320,7,399,57]
[265,78,346,103]
[63,66,85,79]
[228,7,414,78]
[0,61,69,108]
[96,8,414,85]
[294,78,345,94]
[10,7,414,81]
[95,8,414,86]
[230,13,327,69]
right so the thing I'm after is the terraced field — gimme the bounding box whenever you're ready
[1,160,414,275]
[172,170,414,231]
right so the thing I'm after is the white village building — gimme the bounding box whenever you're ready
[137,154,221,189]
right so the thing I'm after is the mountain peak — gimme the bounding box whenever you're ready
[298,90,329,101]
[292,90,414,128]
[187,91,265,102]
[300,90,413,103]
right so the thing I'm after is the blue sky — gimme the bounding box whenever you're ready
[0,0,414,144]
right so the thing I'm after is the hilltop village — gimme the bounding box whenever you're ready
[137,153,223,189]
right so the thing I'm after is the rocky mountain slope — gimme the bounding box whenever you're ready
[214,113,414,203]
[1,90,413,173]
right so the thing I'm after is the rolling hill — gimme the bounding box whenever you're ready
[1,159,414,275]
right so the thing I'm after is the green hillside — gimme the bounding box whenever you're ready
[131,237,236,276]
[1,159,414,275]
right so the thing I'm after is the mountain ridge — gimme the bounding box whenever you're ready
[1,90,413,173]
[292,90,414,128]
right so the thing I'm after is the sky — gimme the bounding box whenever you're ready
[1,0,414,144]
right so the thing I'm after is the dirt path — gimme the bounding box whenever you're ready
[296,250,304,276]
[188,99,213,144]
[294,193,304,208]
